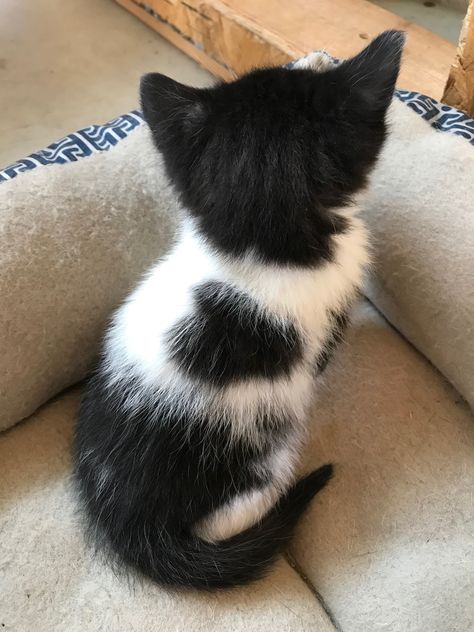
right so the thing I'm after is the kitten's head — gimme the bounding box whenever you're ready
[141,30,404,265]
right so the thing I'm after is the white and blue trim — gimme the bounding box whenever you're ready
[0,111,143,183]
[396,90,474,144]
[1,64,473,184]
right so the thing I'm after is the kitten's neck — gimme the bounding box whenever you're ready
[177,211,370,330]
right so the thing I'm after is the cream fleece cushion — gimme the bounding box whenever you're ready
[364,99,474,408]
[0,125,177,431]
[292,301,474,632]
[0,388,335,632]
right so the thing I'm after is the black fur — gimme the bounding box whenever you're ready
[75,31,404,591]
[75,373,332,589]
[168,281,303,385]
[315,309,350,374]
[141,31,404,266]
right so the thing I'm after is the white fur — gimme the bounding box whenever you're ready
[195,443,301,542]
[292,51,337,73]
[105,223,220,387]
[105,210,369,541]
[194,485,280,543]
[221,210,369,334]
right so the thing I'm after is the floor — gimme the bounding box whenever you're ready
[0,0,212,168]
[371,0,465,43]
[0,0,465,169]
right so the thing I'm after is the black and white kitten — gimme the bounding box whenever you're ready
[75,31,404,590]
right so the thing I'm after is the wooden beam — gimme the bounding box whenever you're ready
[443,0,474,116]
[116,0,456,99]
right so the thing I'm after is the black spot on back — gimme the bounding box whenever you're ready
[167,281,303,385]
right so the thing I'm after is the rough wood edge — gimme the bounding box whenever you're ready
[443,0,474,115]
[116,0,303,79]
[116,0,456,100]
[115,0,233,79]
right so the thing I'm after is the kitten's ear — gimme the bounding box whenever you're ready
[341,30,405,114]
[140,73,205,135]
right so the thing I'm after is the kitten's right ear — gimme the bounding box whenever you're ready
[341,30,405,114]
[140,73,204,137]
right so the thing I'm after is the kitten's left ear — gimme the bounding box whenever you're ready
[140,73,205,136]
[341,30,406,114]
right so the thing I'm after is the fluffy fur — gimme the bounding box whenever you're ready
[74,31,404,589]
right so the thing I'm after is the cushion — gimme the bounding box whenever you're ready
[364,97,474,408]
[290,300,474,632]
[0,121,177,431]
[0,388,335,632]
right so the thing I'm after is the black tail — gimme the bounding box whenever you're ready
[120,464,333,590]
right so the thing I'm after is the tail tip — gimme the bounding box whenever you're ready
[312,462,334,487]
[296,463,334,502]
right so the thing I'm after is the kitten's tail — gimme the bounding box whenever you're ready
[122,464,332,590]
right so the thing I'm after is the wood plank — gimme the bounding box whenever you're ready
[443,0,474,115]
[115,0,232,79]
[116,0,456,99]
[223,0,455,98]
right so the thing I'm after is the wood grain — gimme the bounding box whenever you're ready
[116,0,456,99]
[443,0,474,115]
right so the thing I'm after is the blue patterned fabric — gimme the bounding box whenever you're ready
[395,91,474,144]
[1,78,473,184]
[0,111,143,183]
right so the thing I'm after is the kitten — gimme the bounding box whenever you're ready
[74,31,404,590]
